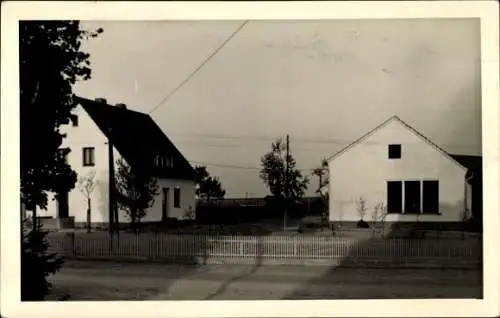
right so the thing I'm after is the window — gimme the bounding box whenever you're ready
[154,154,174,169]
[387,179,440,214]
[388,144,401,159]
[423,180,439,213]
[174,187,181,208]
[404,181,421,214]
[70,114,78,127]
[387,181,403,213]
[83,147,95,166]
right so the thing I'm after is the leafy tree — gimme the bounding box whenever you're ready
[78,171,96,233]
[115,158,159,231]
[19,21,102,300]
[20,21,102,219]
[194,165,226,202]
[259,138,309,204]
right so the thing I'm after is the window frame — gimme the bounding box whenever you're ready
[70,114,79,127]
[173,187,181,208]
[82,147,95,167]
[386,179,440,215]
[388,144,402,159]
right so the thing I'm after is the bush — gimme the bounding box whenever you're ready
[463,217,482,233]
[357,219,370,228]
[21,222,64,300]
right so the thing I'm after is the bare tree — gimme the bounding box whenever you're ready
[371,202,387,237]
[356,196,368,220]
[78,171,96,233]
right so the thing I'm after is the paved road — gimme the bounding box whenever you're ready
[47,260,482,301]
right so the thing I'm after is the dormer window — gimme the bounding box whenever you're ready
[388,144,401,159]
[70,114,79,127]
[154,154,174,169]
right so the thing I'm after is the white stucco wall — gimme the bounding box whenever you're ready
[41,104,195,223]
[138,178,196,222]
[328,118,468,223]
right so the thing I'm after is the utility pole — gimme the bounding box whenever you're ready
[284,134,289,231]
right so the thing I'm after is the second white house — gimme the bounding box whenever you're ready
[42,96,197,224]
[324,115,480,226]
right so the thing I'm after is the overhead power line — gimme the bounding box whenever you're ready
[147,20,249,114]
[169,132,477,148]
[188,160,319,172]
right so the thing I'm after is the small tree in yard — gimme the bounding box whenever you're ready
[78,171,96,233]
[356,196,370,228]
[371,202,387,237]
[115,158,159,232]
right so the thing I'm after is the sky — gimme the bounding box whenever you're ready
[75,19,482,198]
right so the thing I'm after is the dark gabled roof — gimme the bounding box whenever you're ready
[449,154,482,180]
[75,96,195,180]
[326,115,468,172]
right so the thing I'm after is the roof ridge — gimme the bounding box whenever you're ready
[326,115,468,172]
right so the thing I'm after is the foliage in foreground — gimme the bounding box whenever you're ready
[20,20,102,300]
[21,222,64,301]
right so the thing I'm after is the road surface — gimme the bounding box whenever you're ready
[48,260,482,300]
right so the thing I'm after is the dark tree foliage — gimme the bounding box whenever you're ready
[115,158,159,231]
[20,21,102,210]
[21,221,64,301]
[194,165,226,201]
[259,138,309,202]
[19,21,102,300]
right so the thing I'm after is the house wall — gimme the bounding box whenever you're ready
[328,119,469,223]
[139,179,196,222]
[43,104,111,223]
[41,104,195,223]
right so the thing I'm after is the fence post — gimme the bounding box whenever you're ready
[136,233,139,258]
[64,232,75,258]
[239,240,244,257]
[293,239,297,258]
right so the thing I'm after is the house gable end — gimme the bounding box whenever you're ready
[75,96,196,180]
[327,115,467,173]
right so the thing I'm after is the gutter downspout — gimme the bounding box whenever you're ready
[464,171,474,220]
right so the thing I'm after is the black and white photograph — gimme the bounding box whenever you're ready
[1,1,499,318]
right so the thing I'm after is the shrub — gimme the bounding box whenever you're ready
[21,222,64,300]
[357,219,370,228]
[463,217,482,233]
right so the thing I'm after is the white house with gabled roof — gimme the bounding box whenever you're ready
[38,96,197,227]
[323,115,475,225]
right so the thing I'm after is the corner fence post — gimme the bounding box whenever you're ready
[64,232,75,258]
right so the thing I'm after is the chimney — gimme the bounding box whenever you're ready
[95,98,107,104]
[116,103,127,109]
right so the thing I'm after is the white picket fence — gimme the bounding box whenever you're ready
[47,232,481,267]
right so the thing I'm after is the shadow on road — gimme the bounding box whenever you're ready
[283,225,483,300]
[203,236,264,300]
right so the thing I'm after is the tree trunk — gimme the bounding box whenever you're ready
[32,205,37,232]
[86,198,91,233]
[130,210,136,232]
